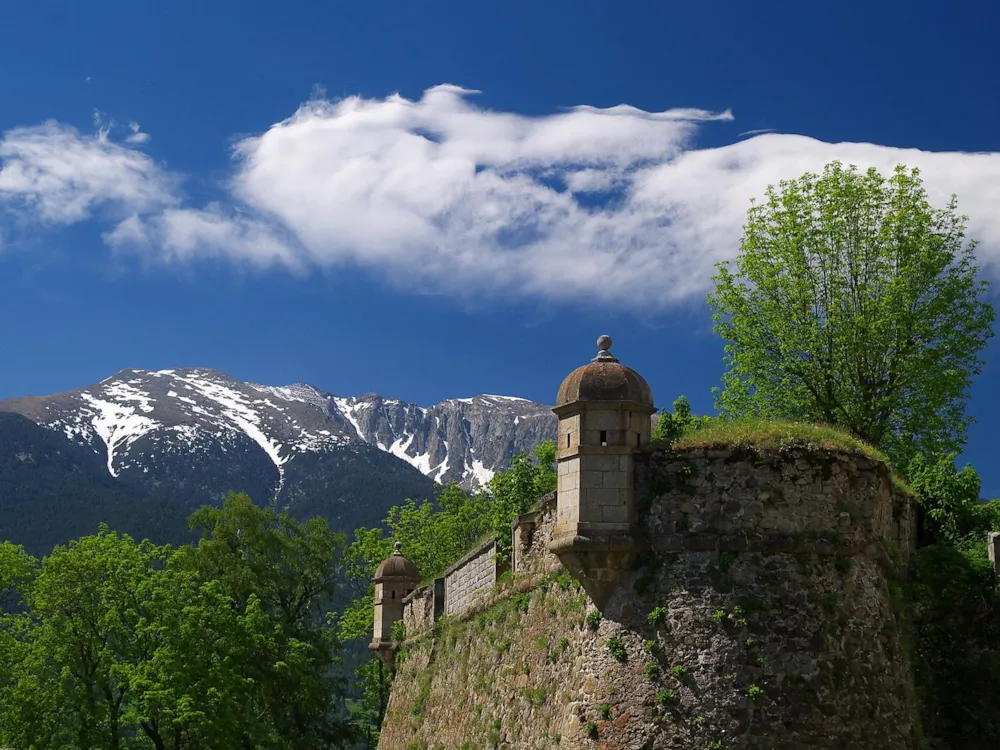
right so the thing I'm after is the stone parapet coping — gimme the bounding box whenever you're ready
[401,583,430,606]
[397,572,546,650]
[512,490,557,530]
[442,536,497,579]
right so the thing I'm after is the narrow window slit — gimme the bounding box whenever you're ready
[600,430,608,446]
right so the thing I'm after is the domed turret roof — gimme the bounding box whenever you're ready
[556,335,654,409]
[375,542,420,583]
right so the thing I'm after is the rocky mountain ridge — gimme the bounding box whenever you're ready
[0,367,555,492]
[0,368,557,554]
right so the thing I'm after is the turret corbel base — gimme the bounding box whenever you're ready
[549,529,637,609]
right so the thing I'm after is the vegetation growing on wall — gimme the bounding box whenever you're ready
[339,441,556,744]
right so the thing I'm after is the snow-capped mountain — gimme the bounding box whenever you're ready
[0,368,557,554]
[1,367,556,492]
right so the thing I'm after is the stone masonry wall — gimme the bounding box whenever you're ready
[402,584,434,635]
[380,445,918,750]
[444,539,500,617]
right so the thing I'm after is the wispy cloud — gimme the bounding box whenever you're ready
[125,121,151,145]
[0,121,176,225]
[2,85,1000,309]
[737,128,777,138]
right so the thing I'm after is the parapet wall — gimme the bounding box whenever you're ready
[402,538,504,634]
[637,447,914,561]
[381,445,918,750]
[445,538,501,616]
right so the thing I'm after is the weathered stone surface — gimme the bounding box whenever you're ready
[379,447,918,749]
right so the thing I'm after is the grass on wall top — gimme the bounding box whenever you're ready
[668,420,911,494]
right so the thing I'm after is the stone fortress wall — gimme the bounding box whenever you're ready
[402,539,505,633]
[379,444,919,750]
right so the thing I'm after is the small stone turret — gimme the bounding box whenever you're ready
[549,335,655,604]
[369,542,420,668]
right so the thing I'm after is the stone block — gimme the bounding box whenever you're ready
[585,409,625,431]
[602,470,629,489]
[602,503,629,524]
[582,454,624,473]
[579,470,604,490]
[586,488,624,509]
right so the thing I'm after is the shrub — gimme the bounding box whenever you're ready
[586,721,598,739]
[656,688,679,706]
[644,662,661,680]
[586,610,602,629]
[747,684,764,701]
[598,703,612,720]
[606,637,627,663]
[647,606,668,627]
[523,686,547,707]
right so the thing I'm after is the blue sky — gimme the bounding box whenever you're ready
[2,1,1000,490]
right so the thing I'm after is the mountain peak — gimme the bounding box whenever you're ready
[0,368,556,491]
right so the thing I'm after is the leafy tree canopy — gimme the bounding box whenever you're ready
[0,494,353,750]
[708,161,994,470]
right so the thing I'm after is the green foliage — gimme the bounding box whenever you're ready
[483,441,557,562]
[341,442,556,642]
[585,721,598,738]
[906,542,1000,748]
[606,637,627,662]
[674,419,892,466]
[0,493,353,749]
[391,619,407,642]
[671,664,690,677]
[656,689,678,706]
[350,656,391,749]
[651,395,716,445]
[747,685,765,701]
[523,686,548,708]
[585,610,602,630]
[644,662,661,680]
[597,704,612,720]
[908,453,1000,547]
[647,606,668,627]
[708,161,994,468]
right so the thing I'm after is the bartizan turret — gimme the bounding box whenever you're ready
[549,335,655,605]
[369,542,420,669]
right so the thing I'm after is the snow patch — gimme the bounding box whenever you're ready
[173,373,289,491]
[333,397,364,438]
[468,459,495,487]
[79,393,159,476]
[102,381,155,413]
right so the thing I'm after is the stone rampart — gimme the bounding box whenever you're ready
[379,445,918,749]
[401,583,434,635]
[637,447,914,562]
[444,538,501,616]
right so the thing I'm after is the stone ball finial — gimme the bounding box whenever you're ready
[393,541,403,555]
[556,333,653,407]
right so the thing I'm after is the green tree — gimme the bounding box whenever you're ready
[651,396,715,444]
[0,495,354,750]
[483,440,556,562]
[181,492,352,747]
[708,162,994,469]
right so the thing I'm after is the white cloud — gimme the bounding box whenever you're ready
[125,121,151,145]
[4,85,1000,309]
[0,121,176,225]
